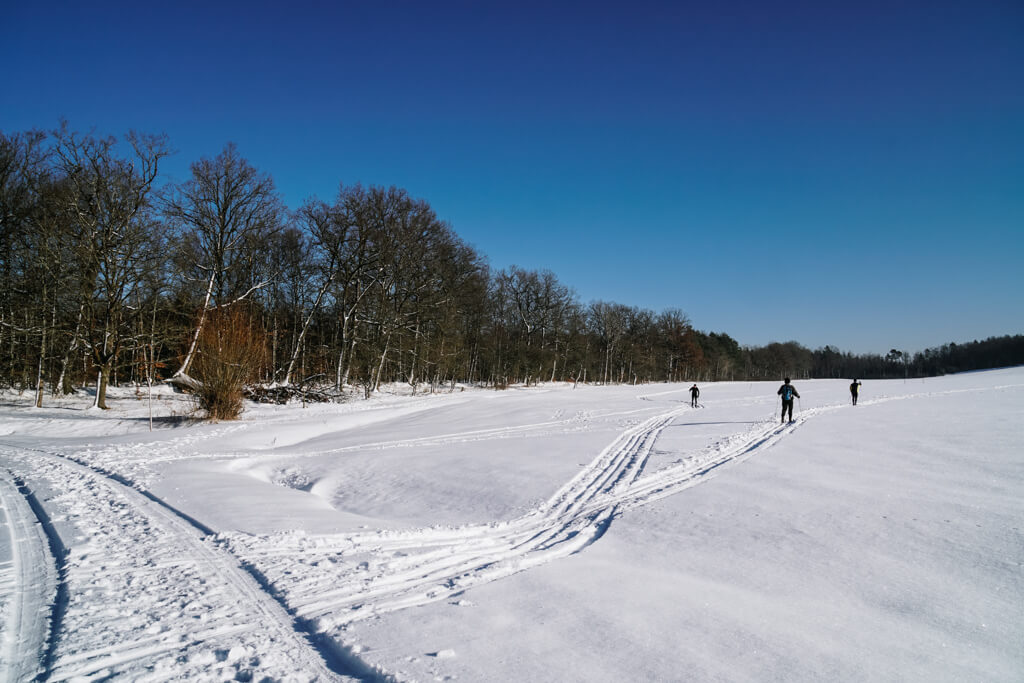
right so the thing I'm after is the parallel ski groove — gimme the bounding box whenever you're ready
[223,405,797,631]
[0,469,59,683]
[0,446,358,682]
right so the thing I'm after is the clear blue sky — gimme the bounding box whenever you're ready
[3,1,1022,354]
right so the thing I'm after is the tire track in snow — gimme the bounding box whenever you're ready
[0,469,59,683]
[0,445,364,682]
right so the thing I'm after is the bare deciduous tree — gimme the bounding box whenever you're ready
[52,123,170,408]
[164,143,282,387]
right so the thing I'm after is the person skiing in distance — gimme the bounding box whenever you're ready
[777,377,800,423]
[689,384,700,407]
[850,378,862,405]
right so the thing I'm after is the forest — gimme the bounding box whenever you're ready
[2,126,1022,414]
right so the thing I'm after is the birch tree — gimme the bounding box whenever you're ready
[163,143,281,386]
[326,187,384,390]
[279,202,342,386]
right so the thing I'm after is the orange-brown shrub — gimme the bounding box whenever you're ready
[193,309,267,420]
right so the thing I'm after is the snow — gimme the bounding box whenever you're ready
[1,369,1022,681]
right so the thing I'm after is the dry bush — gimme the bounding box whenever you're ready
[192,309,267,420]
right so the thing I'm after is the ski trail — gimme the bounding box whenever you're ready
[3,384,988,677]
[219,405,788,632]
[232,415,592,459]
[63,410,598,492]
[0,447,358,682]
[0,470,59,683]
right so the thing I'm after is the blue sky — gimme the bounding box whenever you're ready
[3,1,1022,354]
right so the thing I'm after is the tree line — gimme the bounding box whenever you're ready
[2,126,1021,412]
[739,336,1024,382]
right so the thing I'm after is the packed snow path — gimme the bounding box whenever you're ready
[0,446,355,682]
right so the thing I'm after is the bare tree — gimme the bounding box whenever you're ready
[588,301,629,385]
[492,266,574,385]
[163,143,281,386]
[0,130,50,392]
[277,202,342,386]
[52,123,170,408]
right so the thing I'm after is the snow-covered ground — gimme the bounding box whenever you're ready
[1,368,1021,682]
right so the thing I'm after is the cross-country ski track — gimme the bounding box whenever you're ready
[2,392,813,681]
[2,377,1020,681]
[0,468,59,682]
[220,405,809,633]
[0,446,357,682]
[0,392,796,682]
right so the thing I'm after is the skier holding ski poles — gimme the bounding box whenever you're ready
[850,379,861,405]
[778,377,800,423]
[689,384,700,408]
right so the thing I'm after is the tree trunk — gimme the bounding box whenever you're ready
[341,337,357,389]
[92,369,103,409]
[175,270,216,380]
[408,321,420,390]
[148,307,156,431]
[342,350,350,393]
[373,334,391,393]
[284,279,330,385]
[34,287,47,408]
[34,356,45,408]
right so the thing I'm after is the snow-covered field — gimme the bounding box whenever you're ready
[1,368,1021,682]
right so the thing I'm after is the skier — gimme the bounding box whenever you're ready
[850,378,862,405]
[689,384,700,408]
[777,377,800,423]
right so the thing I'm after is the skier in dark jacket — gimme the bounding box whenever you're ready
[689,384,700,407]
[777,377,800,423]
[850,379,861,405]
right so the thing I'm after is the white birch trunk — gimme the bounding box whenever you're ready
[92,370,103,409]
[373,334,391,393]
[284,278,332,385]
[175,270,216,379]
[56,305,84,395]
[34,291,46,408]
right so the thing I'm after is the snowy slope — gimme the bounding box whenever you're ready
[1,369,1021,681]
